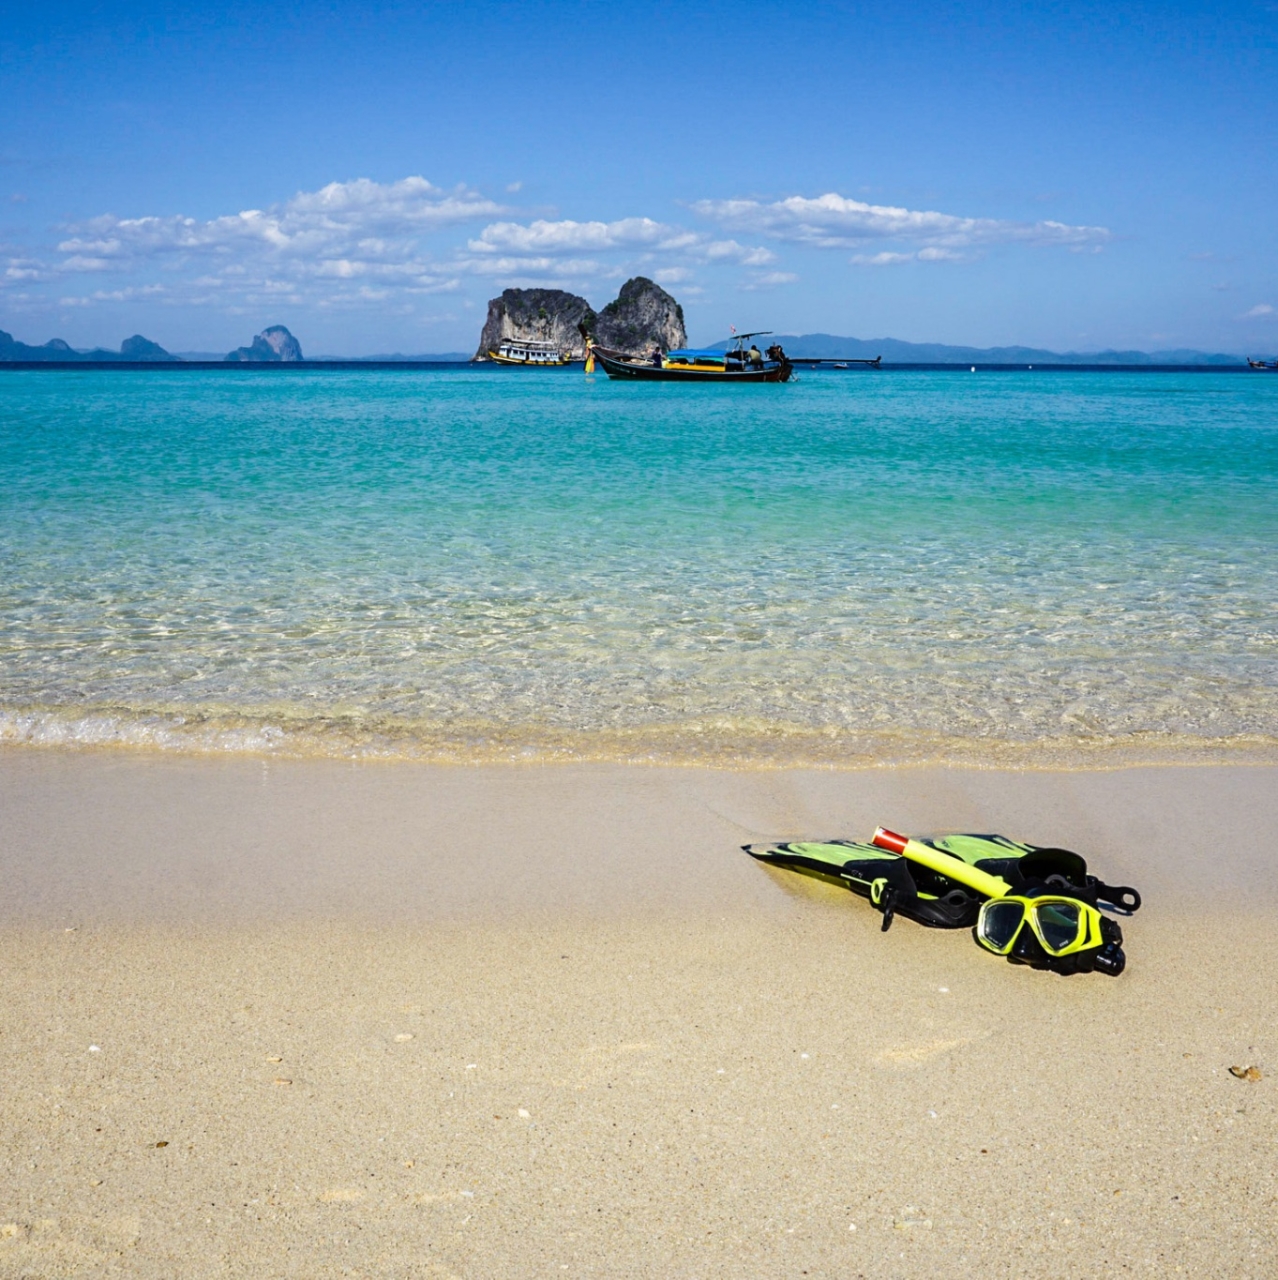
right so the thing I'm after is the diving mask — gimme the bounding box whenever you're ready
[976,892,1126,976]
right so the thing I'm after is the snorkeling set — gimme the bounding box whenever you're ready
[744,827,1140,976]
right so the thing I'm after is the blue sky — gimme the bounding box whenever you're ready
[2,0,1275,355]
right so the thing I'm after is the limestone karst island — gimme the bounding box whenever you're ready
[474,276,685,365]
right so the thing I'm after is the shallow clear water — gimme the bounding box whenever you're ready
[2,366,1276,764]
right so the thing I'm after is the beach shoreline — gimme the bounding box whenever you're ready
[7,705,1278,773]
[2,751,1276,1275]
[3,749,1277,924]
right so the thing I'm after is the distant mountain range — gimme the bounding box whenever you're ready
[0,330,177,362]
[1,326,1253,366]
[716,333,1246,365]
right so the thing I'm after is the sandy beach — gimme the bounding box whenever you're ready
[2,752,1275,1277]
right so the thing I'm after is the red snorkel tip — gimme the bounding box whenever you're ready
[872,827,909,854]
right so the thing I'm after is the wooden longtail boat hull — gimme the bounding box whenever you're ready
[591,346,793,383]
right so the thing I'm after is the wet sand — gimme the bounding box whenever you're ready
[1,752,1276,1276]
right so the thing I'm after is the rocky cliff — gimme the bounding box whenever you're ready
[0,330,177,362]
[225,325,304,362]
[473,289,596,361]
[593,277,686,357]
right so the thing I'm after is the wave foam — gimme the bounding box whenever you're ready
[3,704,1277,770]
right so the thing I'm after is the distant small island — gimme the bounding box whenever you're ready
[225,325,304,363]
[0,330,178,363]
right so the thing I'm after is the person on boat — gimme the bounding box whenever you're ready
[766,343,785,362]
[747,344,763,369]
[650,346,663,367]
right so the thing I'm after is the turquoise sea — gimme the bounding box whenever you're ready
[2,367,1276,765]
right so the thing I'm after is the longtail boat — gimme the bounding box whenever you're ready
[1248,357,1278,370]
[589,332,881,382]
[591,333,792,382]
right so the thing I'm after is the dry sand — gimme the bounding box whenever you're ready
[1,751,1276,1277]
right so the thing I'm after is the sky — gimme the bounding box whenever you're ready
[1,0,1275,356]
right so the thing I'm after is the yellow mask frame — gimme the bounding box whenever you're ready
[976,894,1105,958]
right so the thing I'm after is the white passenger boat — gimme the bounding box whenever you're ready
[487,339,574,366]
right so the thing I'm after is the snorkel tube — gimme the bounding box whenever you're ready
[863,827,1007,932]
[872,827,1128,976]
[872,828,1011,898]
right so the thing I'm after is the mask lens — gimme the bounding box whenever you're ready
[979,900,1025,951]
[1033,901,1082,954]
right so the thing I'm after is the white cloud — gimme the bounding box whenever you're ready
[468,217,676,254]
[1244,303,1274,318]
[59,255,117,272]
[59,178,501,269]
[454,255,608,279]
[4,258,54,283]
[852,251,915,266]
[59,284,167,307]
[851,247,968,266]
[692,192,1111,252]
[48,176,500,311]
[467,218,773,267]
[701,239,775,266]
[740,271,799,291]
